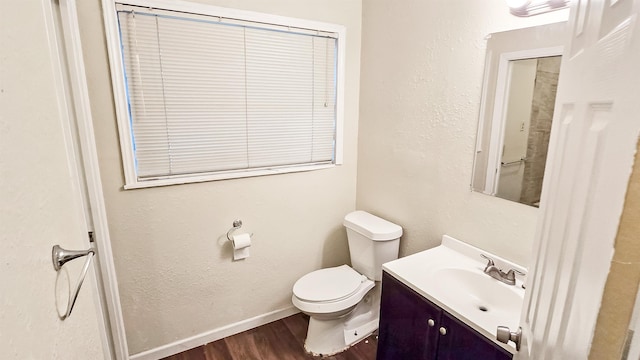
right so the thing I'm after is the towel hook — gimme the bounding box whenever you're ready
[52,245,95,320]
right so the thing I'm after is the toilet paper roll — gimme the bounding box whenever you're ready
[232,233,251,261]
[232,233,251,250]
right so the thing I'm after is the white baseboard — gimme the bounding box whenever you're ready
[129,306,300,360]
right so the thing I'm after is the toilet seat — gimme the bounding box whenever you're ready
[292,265,375,315]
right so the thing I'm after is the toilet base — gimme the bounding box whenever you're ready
[303,285,380,356]
[343,318,378,347]
[305,316,379,356]
[304,316,351,356]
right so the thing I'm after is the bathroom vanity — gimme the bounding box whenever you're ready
[376,236,525,360]
[378,272,511,359]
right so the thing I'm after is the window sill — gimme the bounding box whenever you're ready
[123,163,337,190]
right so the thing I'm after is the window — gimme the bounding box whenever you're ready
[104,0,345,189]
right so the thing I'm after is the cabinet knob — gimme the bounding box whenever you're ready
[428,319,435,327]
[439,327,447,336]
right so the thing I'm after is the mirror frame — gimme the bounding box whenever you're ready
[472,21,567,200]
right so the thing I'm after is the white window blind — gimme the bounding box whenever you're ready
[115,4,339,182]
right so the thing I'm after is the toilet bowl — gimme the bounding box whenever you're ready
[291,211,402,356]
[292,265,377,356]
[292,265,375,319]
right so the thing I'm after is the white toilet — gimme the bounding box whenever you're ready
[291,210,402,356]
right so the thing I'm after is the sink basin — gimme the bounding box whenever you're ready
[430,268,523,328]
[382,235,527,353]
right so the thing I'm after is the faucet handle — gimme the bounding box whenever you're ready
[505,268,526,281]
[480,254,495,269]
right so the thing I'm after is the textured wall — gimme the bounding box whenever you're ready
[76,0,362,354]
[0,0,105,358]
[357,0,568,265]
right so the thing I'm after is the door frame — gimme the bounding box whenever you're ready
[49,0,129,358]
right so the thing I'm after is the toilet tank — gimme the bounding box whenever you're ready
[343,211,402,281]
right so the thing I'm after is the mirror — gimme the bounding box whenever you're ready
[472,22,567,207]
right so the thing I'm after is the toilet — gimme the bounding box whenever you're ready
[291,210,402,356]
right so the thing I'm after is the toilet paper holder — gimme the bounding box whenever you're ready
[226,219,253,241]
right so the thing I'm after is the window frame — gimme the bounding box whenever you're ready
[102,0,346,189]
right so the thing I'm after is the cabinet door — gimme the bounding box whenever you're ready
[436,312,512,360]
[377,272,441,360]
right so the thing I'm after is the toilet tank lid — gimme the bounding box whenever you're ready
[343,211,402,241]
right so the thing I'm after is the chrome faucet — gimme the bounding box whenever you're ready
[480,254,524,286]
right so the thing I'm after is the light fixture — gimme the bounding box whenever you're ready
[507,0,570,17]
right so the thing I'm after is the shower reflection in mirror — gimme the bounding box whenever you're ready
[471,22,566,208]
[496,56,561,207]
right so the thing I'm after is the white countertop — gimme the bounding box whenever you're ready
[382,235,527,354]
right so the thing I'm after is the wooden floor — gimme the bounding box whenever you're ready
[162,313,378,360]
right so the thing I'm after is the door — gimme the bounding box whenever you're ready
[517,0,640,359]
[1,0,108,358]
[53,0,129,357]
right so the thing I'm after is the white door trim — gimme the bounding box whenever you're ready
[55,0,129,358]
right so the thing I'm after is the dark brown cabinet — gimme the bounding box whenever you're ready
[377,271,512,360]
